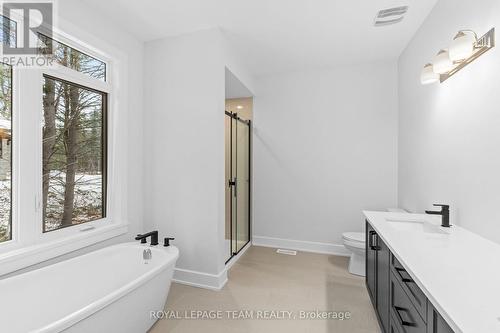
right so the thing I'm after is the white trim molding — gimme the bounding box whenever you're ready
[173,242,252,291]
[225,241,251,271]
[252,235,350,257]
[173,268,228,291]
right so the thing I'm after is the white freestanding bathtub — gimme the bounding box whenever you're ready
[0,242,179,333]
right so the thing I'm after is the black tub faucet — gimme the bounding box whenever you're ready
[425,204,450,228]
[164,237,175,247]
[135,231,159,245]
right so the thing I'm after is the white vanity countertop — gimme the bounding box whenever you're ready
[364,211,500,333]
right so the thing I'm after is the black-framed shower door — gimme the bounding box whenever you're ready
[225,111,251,264]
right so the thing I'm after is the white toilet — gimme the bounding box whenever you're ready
[342,232,366,276]
[343,208,407,276]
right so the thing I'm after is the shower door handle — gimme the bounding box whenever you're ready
[229,178,237,197]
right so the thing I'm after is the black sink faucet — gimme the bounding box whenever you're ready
[135,231,159,245]
[425,204,451,228]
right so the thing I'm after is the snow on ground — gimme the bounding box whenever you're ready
[0,118,10,130]
[0,178,10,242]
[0,172,103,240]
[45,172,103,231]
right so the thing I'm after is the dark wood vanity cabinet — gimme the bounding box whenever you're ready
[390,318,403,333]
[377,233,391,332]
[365,221,390,333]
[390,271,426,333]
[366,222,377,301]
[427,303,455,333]
[391,255,427,320]
[365,221,455,333]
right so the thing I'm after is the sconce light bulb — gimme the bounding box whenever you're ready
[420,63,439,85]
[449,31,477,62]
[432,49,454,74]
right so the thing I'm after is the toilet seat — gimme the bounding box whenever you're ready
[342,232,365,243]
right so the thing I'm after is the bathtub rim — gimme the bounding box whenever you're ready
[6,242,179,333]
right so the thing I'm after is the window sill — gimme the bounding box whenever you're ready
[0,223,128,276]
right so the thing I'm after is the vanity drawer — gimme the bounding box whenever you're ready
[390,312,403,333]
[390,272,426,333]
[391,254,427,322]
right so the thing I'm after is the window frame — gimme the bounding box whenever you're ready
[0,63,13,244]
[0,14,128,274]
[41,74,108,234]
[38,33,107,82]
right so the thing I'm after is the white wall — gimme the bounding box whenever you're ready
[398,0,500,244]
[253,63,398,251]
[57,0,145,241]
[144,28,254,289]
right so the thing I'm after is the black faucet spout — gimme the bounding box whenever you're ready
[425,204,450,228]
[135,231,159,245]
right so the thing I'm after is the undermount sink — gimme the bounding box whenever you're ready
[385,218,449,235]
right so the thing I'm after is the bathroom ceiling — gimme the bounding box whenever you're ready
[79,0,438,77]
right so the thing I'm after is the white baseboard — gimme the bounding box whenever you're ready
[173,241,252,291]
[252,235,350,257]
[173,267,227,291]
[225,241,251,270]
[172,241,253,291]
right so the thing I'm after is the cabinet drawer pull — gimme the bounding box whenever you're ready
[394,306,417,327]
[395,267,414,283]
[368,231,375,249]
[369,231,380,250]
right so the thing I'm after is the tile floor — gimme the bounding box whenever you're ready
[149,246,380,333]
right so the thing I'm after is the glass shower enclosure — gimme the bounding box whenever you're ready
[225,111,251,263]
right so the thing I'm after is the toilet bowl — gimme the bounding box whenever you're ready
[342,232,366,276]
[342,208,407,276]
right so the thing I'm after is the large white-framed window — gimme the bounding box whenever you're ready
[0,12,127,273]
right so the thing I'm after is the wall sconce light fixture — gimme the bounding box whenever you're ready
[420,28,495,85]
[420,63,439,85]
[432,49,454,74]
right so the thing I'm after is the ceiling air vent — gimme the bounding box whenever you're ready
[374,6,409,27]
